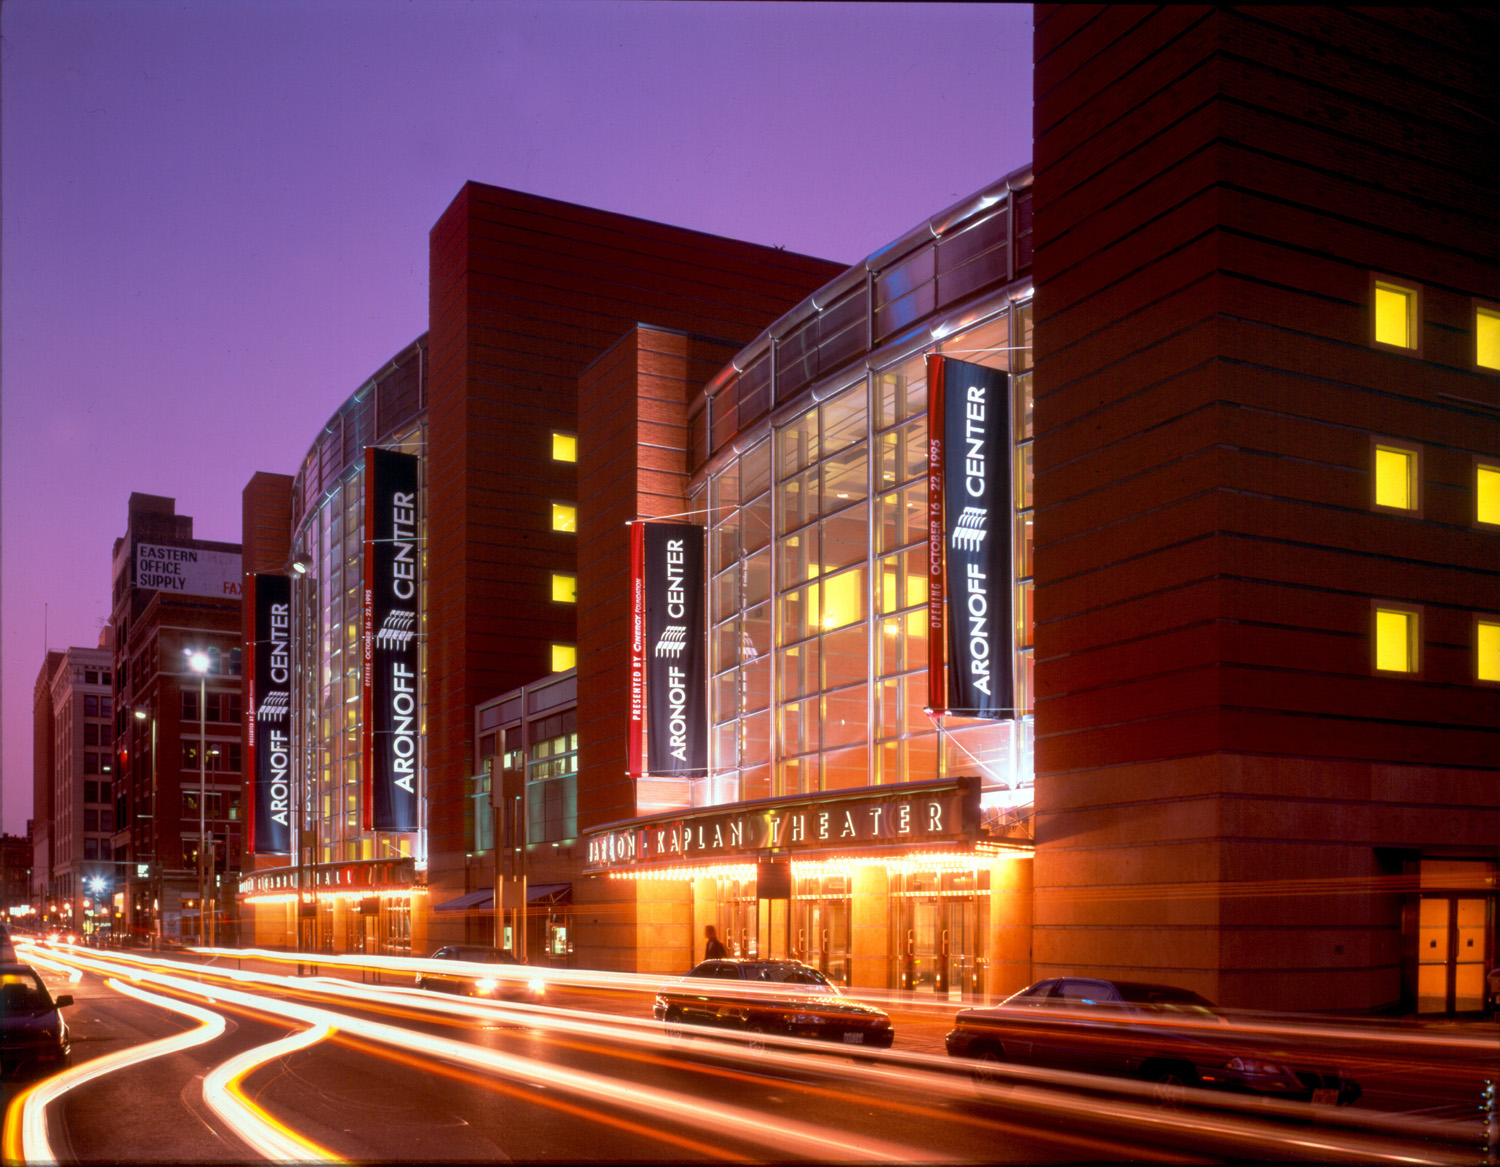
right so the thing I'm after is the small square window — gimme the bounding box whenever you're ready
[550,644,576,673]
[1476,619,1500,684]
[552,433,577,463]
[1477,463,1500,528]
[1373,281,1418,350]
[552,502,576,533]
[1476,305,1500,372]
[1373,443,1418,511]
[1374,606,1419,674]
[551,573,576,604]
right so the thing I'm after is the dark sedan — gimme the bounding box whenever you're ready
[413,945,546,1002]
[1,963,74,1080]
[946,977,1361,1108]
[654,959,894,1051]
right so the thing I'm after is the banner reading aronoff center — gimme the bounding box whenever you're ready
[928,355,1013,718]
[362,447,420,832]
[247,573,292,854]
[628,521,707,777]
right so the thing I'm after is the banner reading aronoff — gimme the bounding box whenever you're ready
[927,355,1013,718]
[362,447,421,833]
[247,573,292,854]
[627,521,707,777]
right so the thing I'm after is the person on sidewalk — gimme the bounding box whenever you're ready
[704,924,727,960]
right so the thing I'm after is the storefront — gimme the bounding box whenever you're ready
[584,777,1032,998]
[240,856,418,956]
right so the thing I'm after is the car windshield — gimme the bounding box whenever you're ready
[746,963,836,990]
[1,972,53,1014]
[1114,982,1220,1017]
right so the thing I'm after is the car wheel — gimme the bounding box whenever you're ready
[971,1046,1010,1092]
[744,1022,768,1054]
[1142,1061,1196,1109]
[663,1007,693,1044]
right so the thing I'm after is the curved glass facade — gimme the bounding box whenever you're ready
[688,182,1035,822]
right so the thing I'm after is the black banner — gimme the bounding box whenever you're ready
[930,356,1013,718]
[643,522,707,776]
[248,573,292,854]
[363,447,421,833]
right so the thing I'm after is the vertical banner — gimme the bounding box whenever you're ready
[248,573,292,854]
[363,447,421,833]
[927,355,1013,718]
[627,522,646,777]
[642,522,708,776]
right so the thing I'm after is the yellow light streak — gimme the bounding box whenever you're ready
[202,1022,347,1163]
[6,978,225,1165]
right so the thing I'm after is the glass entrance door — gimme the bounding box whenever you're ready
[891,868,988,999]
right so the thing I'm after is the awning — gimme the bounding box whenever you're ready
[432,884,572,912]
[433,889,493,913]
[528,883,572,905]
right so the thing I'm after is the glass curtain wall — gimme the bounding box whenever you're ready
[291,424,425,870]
[706,303,1033,803]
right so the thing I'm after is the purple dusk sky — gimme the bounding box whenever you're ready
[0,0,1033,834]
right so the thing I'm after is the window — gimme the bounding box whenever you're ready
[550,644,576,672]
[1373,443,1419,511]
[550,573,576,604]
[1476,305,1500,371]
[1374,605,1419,674]
[1477,619,1500,684]
[551,502,576,533]
[551,433,576,462]
[1373,279,1418,350]
[1477,463,1500,528]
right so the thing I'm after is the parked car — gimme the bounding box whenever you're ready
[1,962,74,1080]
[654,959,894,1052]
[946,977,1361,1108]
[413,945,545,1002]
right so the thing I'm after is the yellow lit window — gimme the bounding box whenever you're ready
[1374,282,1416,349]
[551,502,576,532]
[1476,307,1500,371]
[1374,445,1417,510]
[1477,621,1500,683]
[552,433,577,462]
[1478,464,1500,527]
[550,644,576,672]
[1374,607,1418,674]
[551,573,576,604]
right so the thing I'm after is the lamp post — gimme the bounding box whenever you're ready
[186,649,211,946]
[132,705,160,946]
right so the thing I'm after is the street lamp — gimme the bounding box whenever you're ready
[186,648,212,946]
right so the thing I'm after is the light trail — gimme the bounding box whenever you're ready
[25,946,1488,1165]
[34,952,941,1163]
[3,978,225,1166]
[201,1021,348,1163]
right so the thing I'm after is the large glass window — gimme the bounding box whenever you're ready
[703,302,1034,804]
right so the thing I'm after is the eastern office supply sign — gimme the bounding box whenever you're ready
[927,355,1014,719]
[363,447,421,834]
[135,543,242,598]
[628,521,708,778]
[247,573,292,855]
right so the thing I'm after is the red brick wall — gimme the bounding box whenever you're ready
[424,183,842,914]
[1032,6,1500,1009]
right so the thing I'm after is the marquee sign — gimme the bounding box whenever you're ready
[584,779,978,874]
[247,572,292,854]
[362,447,421,833]
[135,543,242,599]
[927,355,1013,718]
[627,521,707,777]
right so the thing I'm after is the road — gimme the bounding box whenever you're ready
[4,941,1493,1165]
